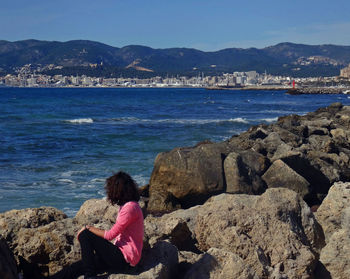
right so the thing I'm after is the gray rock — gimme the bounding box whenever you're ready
[262,159,311,199]
[224,151,267,194]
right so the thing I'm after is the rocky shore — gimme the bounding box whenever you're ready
[2,103,350,278]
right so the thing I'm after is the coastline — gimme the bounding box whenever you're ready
[2,102,350,278]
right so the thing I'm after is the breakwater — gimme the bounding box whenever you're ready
[287,87,350,95]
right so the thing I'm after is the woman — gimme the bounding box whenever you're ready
[51,171,144,279]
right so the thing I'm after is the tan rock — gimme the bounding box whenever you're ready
[315,181,350,241]
[184,248,259,279]
[148,141,235,212]
[194,189,324,278]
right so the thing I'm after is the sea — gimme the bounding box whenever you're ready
[1,87,350,217]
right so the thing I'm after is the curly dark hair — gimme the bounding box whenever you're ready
[105,171,140,206]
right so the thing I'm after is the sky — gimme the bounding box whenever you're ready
[1,0,350,51]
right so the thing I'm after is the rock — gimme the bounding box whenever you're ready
[262,159,311,199]
[224,151,268,194]
[184,248,259,279]
[319,229,350,279]
[194,189,324,278]
[144,206,200,252]
[0,206,68,275]
[0,237,18,279]
[15,218,81,276]
[318,207,350,278]
[148,141,235,212]
[315,181,350,242]
[74,198,119,225]
[271,126,302,147]
[261,132,285,158]
[0,207,67,244]
[136,241,179,279]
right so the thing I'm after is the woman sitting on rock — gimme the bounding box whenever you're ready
[51,171,144,279]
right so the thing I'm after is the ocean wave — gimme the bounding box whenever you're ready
[260,117,278,123]
[110,117,251,125]
[58,179,75,184]
[133,174,148,186]
[228,117,249,124]
[65,118,94,124]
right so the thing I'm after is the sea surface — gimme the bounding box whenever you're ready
[1,87,350,216]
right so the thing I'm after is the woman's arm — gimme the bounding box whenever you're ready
[85,225,105,238]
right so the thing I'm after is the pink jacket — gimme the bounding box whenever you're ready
[104,201,144,266]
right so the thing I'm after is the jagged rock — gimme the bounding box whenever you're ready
[306,152,340,186]
[0,207,67,244]
[0,237,18,279]
[15,218,81,276]
[261,132,285,158]
[144,206,200,252]
[184,248,258,279]
[224,151,268,194]
[315,181,350,242]
[148,141,235,212]
[74,198,119,225]
[262,159,311,199]
[271,126,302,147]
[194,189,324,278]
[318,207,350,278]
[0,206,68,275]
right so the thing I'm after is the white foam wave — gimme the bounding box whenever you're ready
[90,178,105,183]
[65,118,94,124]
[260,117,278,123]
[228,118,249,124]
[58,179,75,184]
[111,117,250,125]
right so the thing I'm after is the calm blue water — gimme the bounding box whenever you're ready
[1,87,349,216]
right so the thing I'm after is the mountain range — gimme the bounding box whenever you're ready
[0,39,350,77]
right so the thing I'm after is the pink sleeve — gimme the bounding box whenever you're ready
[104,203,135,241]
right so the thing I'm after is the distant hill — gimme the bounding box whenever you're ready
[0,40,350,77]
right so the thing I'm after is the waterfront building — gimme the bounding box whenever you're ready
[340,65,350,78]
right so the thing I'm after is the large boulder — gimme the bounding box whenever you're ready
[184,248,258,279]
[262,159,311,199]
[0,237,18,279]
[315,181,350,241]
[224,150,268,195]
[74,198,119,226]
[15,218,81,276]
[194,189,324,278]
[148,141,235,212]
[0,206,68,275]
[0,207,67,244]
[318,207,350,279]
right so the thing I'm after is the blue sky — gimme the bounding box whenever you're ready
[1,0,350,51]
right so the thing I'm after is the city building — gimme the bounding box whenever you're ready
[340,64,350,78]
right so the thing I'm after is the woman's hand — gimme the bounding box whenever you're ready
[76,226,87,240]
